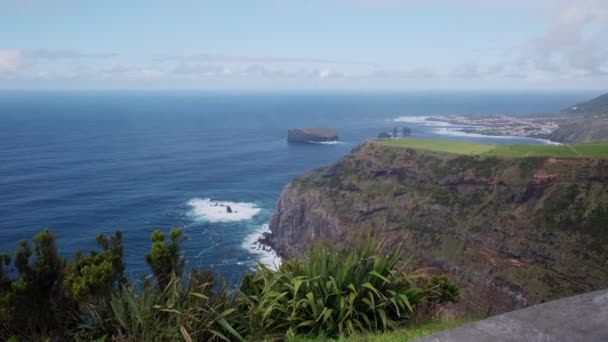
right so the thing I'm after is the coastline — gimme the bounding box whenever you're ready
[242,224,282,270]
[394,115,562,144]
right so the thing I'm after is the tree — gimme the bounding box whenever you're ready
[0,229,73,339]
[145,228,185,288]
[65,231,127,300]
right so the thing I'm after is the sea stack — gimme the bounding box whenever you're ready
[377,132,391,139]
[287,128,338,143]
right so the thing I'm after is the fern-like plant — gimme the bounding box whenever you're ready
[238,237,458,339]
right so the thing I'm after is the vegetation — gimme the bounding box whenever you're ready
[0,229,458,341]
[288,318,469,342]
[239,238,458,340]
[284,141,608,315]
[380,139,494,155]
[563,92,608,115]
[379,138,608,157]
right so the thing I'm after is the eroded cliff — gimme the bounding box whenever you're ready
[268,142,608,315]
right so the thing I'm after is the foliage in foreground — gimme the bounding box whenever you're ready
[238,238,459,339]
[288,318,468,342]
[0,229,458,341]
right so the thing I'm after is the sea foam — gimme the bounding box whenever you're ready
[242,224,282,270]
[187,198,261,223]
[306,140,343,145]
[432,127,561,144]
[393,115,454,127]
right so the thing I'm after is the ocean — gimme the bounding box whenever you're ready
[0,90,594,284]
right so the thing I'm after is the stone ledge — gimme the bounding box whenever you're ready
[415,289,608,342]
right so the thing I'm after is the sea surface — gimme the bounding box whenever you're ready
[0,91,595,284]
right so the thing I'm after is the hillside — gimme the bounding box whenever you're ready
[268,140,608,316]
[543,116,608,143]
[540,92,608,143]
[563,92,608,115]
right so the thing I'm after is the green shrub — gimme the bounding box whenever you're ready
[107,271,243,341]
[145,228,185,289]
[65,231,126,300]
[238,238,458,339]
[0,229,76,340]
[0,229,458,341]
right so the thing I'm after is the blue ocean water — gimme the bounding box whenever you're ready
[0,91,594,283]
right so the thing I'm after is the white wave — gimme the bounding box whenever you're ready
[539,139,562,145]
[187,198,261,223]
[393,115,454,127]
[306,140,343,145]
[242,224,282,270]
[432,127,561,144]
[432,127,519,139]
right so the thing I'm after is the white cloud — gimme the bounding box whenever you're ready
[23,49,118,61]
[372,67,435,79]
[157,53,374,67]
[524,0,608,76]
[451,63,479,79]
[0,49,21,73]
[101,64,165,80]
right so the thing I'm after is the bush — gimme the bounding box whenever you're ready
[0,229,458,341]
[0,229,75,340]
[108,272,243,341]
[238,237,458,339]
[146,228,185,289]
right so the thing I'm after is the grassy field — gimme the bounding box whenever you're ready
[379,139,608,157]
[288,319,468,342]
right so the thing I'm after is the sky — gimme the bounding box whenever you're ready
[0,0,607,90]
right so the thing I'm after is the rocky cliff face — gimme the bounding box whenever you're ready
[268,142,608,315]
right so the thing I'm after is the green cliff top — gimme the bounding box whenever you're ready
[378,139,608,157]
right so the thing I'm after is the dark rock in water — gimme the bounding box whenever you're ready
[226,205,232,213]
[377,132,391,139]
[258,232,271,245]
[287,128,338,143]
[402,127,412,136]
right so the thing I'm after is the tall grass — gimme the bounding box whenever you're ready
[238,238,458,339]
[102,271,244,341]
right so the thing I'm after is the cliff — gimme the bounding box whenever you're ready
[268,141,608,315]
[287,128,338,143]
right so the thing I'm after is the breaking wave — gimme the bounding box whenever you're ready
[393,115,454,127]
[306,140,343,145]
[242,224,282,270]
[187,198,261,223]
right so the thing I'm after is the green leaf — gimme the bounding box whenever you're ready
[217,318,244,341]
[369,271,390,283]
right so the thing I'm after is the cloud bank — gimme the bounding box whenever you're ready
[1,0,607,89]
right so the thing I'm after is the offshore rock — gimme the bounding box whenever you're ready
[287,128,338,143]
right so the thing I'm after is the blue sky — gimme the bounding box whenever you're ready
[0,0,607,90]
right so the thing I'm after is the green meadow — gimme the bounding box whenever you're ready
[379,139,608,158]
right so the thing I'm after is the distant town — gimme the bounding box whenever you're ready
[427,115,559,138]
